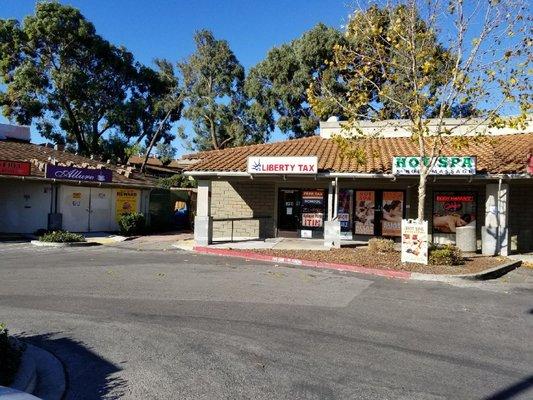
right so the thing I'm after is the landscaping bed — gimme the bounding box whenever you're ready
[233,247,509,275]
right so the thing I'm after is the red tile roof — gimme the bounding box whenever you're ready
[185,134,533,175]
[0,140,157,187]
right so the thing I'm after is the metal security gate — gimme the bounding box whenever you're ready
[60,186,113,232]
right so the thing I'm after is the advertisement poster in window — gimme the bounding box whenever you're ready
[115,189,139,220]
[401,219,428,264]
[381,191,404,236]
[338,189,353,238]
[355,191,375,235]
[433,193,476,233]
[301,189,325,229]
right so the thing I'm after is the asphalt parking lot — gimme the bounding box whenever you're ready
[0,242,532,400]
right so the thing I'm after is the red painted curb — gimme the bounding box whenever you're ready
[193,246,411,280]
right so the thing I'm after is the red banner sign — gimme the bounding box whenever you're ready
[435,195,474,202]
[0,160,31,176]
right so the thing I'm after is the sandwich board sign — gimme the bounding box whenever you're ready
[401,219,428,265]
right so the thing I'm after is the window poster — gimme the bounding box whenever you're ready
[381,191,404,236]
[301,189,325,229]
[115,189,139,220]
[433,192,476,233]
[338,189,353,233]
[355,191,375,235]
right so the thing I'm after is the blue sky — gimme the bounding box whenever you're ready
[0,0,351,155]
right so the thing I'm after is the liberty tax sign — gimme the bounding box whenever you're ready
[247,156,318,174]
[393,156,476,175]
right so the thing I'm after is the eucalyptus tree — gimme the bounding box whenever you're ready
[0,2,180,163]
[178,30,266,151]
[245,23,345,138]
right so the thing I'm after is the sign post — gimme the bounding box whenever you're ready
[401,219,429,265]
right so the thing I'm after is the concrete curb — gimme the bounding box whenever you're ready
[411,260,523,282]
[193,246,411,279]
[0,386,41,399]
[30,240,99,247]
[28,344,65,400]
[193,246,521,282]
[10,343,36,395]
[10,343,65,400]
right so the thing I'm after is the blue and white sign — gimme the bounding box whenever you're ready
[247,156,318,174]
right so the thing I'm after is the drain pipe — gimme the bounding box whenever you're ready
[333,177,339,219]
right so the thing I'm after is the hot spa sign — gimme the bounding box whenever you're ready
[247,156,318,174]
[393,156,476,175]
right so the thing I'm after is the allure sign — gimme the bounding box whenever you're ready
[45,164,112,182]
[247,156,318,174]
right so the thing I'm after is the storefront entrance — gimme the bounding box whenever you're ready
[353,190,405,237]
[277,189,301,237]
[60,186,113,232]
[277,188,328,238]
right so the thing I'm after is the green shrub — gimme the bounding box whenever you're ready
[0,323,24,386]
[429,244,464,266]
[118,212,146,235]
[39,231,86,243]
[368,238,395,253]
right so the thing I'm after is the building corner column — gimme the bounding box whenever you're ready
[324,179,341,248]
[194,180,212,246]
[482,182,509,256]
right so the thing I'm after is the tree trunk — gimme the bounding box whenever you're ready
[417,172,427,222]
[141,110,172,173]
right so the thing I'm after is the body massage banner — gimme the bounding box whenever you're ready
[433,193,476,234]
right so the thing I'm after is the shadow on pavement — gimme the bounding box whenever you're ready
[17,332,127,400]
[483,375,533,400]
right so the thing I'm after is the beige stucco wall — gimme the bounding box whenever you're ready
[210,180,276,240]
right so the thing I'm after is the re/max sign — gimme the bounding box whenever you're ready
[392,156,476,175]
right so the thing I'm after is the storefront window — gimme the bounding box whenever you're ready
[355,191,375,235]
[338,189,353,238]
[433,192,476,234]
[381,191,404,237]
[300,190,325,231]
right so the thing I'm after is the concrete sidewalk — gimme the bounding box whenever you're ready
[201,237,330,251]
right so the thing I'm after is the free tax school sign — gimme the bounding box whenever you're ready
[393,156,476,175]
[247,156,318,174]
[45,164,112,182]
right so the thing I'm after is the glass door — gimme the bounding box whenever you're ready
[277,189,300,232]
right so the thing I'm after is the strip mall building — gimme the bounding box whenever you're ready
[184,117,533,256]
[0,124,155,234]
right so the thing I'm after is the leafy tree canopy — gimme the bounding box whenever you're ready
[308,5,454,124]
[0,1,180,163]
[245,23,345,138]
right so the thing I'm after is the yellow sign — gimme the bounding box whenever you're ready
[115,189,139,220]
